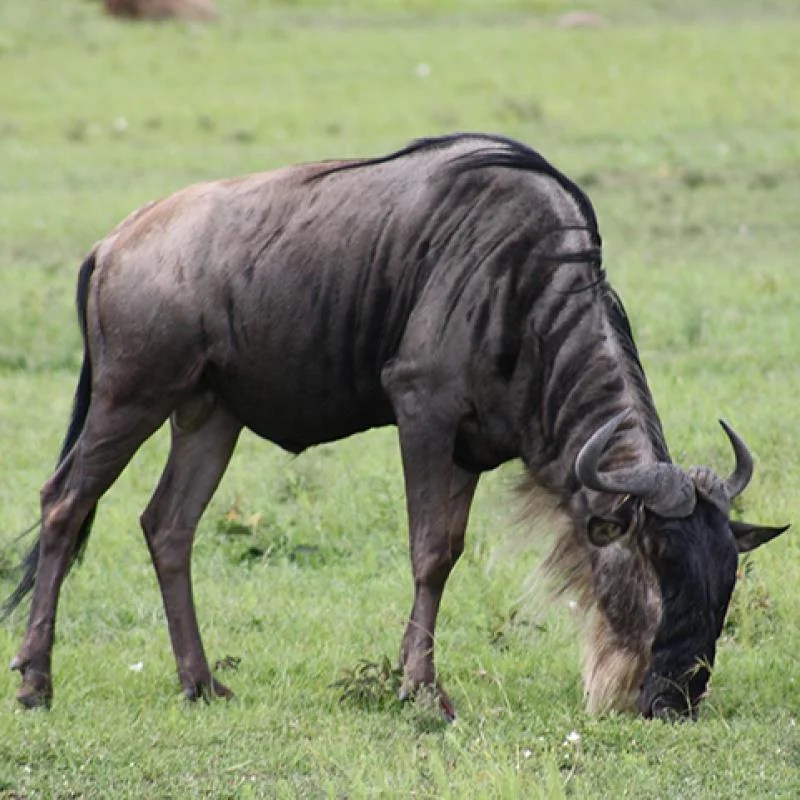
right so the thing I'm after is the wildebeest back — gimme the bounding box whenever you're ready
[90,135,596,460]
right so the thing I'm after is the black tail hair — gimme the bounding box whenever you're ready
[3,251,99,616]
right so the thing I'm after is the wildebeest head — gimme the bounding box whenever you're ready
[575,410,788,720]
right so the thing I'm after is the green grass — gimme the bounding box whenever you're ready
[1,0,799,797]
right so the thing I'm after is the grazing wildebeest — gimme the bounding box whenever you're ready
[5,134,788,718]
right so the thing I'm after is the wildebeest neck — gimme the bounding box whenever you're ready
[517,267,675,714]
[520,274,671,513]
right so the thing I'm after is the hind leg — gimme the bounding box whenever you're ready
[12,394,175,708]
[139,394,241,701]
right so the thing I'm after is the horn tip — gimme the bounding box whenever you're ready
[718,418,743,444]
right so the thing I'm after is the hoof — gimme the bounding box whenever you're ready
[398,681,456,722]
[15,671,53,711]
[16,686,52,710]
[12,656,53,710]
[438,690,456,723]
[183,678,234,702]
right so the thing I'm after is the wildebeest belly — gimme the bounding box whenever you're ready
[206,353,396,453]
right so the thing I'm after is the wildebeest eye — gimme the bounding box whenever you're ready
[586,516,626,547]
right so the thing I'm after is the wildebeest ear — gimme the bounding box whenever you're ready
[730,520,790,554]
[586,516,627,548]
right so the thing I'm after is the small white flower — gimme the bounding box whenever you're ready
[415,63,431,78]
[522,748,532,759]
[565,730,581,745]
[129,661,144,672]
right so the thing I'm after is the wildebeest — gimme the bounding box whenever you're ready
[5,134,787,718]
[104,0,217,22]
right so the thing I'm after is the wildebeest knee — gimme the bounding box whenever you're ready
[140,514,192,574]
[413,542,462,587]
[40,485,77,532]
[139,508,158,541]
[39,473,64,511]
[36,491,85,560]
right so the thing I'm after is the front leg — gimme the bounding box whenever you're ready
[399,460,477,720]
[389,375,478,720]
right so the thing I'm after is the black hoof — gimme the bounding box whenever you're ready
[398,681,456,722]
[183,678,234,703]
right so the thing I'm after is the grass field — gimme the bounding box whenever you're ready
[1,0,799,796]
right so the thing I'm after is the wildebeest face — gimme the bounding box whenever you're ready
[636,498,738,719]
[637,499,789,719]
[590,497,787,719]
[577,411,789,720]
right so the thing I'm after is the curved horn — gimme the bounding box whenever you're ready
[575,410,635,493]
[575,410,696,518]
[719,419,753,500]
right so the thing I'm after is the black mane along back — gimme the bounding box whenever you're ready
[311,133,598,233]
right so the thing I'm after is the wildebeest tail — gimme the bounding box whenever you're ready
[3,251,98,616]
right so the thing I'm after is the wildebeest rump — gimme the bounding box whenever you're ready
[5,134,788,717]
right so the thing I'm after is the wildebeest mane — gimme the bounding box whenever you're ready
[601,286,670,463]
[444,135,598,233]
[313,134,659,461]
[309,132,468,179]
[310,132,599,233]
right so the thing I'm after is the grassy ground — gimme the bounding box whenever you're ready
[1,0,799,797]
